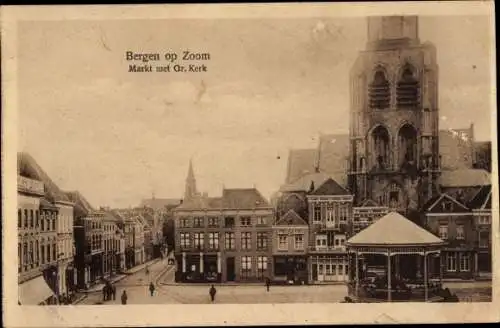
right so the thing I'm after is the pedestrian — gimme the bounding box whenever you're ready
[121,290,128,305]
[149,282,155,297]
[102,285,108,302]
[209,284,217,303]
[146,266,150,276]
[111,285,116,300]
[265,277,271,292]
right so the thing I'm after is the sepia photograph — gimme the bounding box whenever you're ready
[1,1,498,326]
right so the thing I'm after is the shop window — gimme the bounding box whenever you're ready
[459,253,470,272]
[257,256,267,279]
[446,252,457,271]
[241,256,252,279]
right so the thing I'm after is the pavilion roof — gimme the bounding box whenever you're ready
[346,212,444,247]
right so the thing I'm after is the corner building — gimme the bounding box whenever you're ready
[174,162,273,283]
[348,16,440,214]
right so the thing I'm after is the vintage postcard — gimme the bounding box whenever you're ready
[1,1,499,326]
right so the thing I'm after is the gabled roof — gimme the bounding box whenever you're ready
[467,185,492,210]
[425,193,470,213]
[40,198,58,210]
[285,149,318,184]
[66,191,95,219]
[439,169,491,187]
[359,199,382,207]
[222,188,271,209]
[280,172,331,193]
[176,196,222,210]
[346,212,444,246]
[17,152,70,203]
[139,198,182,210]
[275,209,307,226]
[317,134,350,186]
[176,188,271,210]
[310,178,350,196]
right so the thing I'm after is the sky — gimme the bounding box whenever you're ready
[17,15,494,208]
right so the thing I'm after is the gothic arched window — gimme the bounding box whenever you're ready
[371,125,390,170]
[397,66,420,109]
[398,124,418,166]
[369,70,390,110]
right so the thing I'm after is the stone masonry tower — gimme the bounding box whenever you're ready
[347,16,440,214]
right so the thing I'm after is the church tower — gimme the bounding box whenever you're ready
[184,159,198,201]
[347,16,440,214]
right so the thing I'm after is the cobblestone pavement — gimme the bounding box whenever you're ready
[77,263,492,304]
[76,259,171,305]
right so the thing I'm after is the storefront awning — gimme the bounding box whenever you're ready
[19,275,55,305]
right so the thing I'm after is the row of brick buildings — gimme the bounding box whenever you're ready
[17,153,166,305]
[173,160,492,284]
[172,16,493,283]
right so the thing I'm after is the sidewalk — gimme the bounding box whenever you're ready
[125,258,161,275]
[82,274,128,293]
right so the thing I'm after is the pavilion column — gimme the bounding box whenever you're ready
[439,252,443,285]
[424,252,428,302]
[387,250,392,302]
[395,254,400,278]
[474,252,479,278]
[355,251,359,298]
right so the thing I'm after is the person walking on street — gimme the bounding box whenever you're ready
[121,290,128,305]
[149,282,155,297]
[111,285,116,300]
[102,285,108,302]
[265,277,271,292]
[209,285,217,303]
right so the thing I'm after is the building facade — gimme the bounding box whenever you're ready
[307,179,353,283]
[424,184,492,279]
[17,175,57,305]
[55,199,76,297]
[272,210,309,284]
[174,161,273,283]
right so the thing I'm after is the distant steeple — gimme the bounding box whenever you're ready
[184,159,198,201]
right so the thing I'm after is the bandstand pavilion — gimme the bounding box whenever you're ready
[346,212,446,302]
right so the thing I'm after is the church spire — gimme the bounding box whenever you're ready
[184,158,198,201]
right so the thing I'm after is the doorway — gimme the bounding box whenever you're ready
[226,257,235,281]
